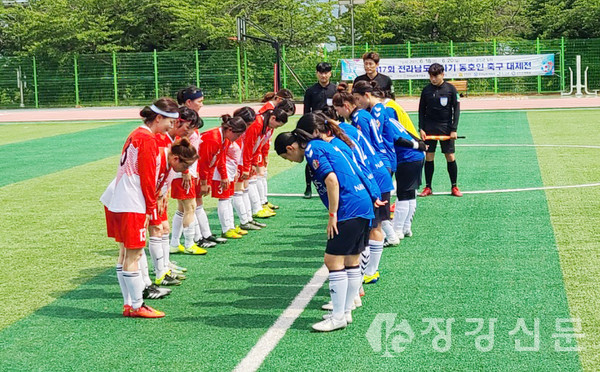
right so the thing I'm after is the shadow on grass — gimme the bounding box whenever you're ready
[35,305,122,320]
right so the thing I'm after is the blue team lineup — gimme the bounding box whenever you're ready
[102,51,462,330]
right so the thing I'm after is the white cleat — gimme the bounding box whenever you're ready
[403,229,413,237]
[394,230,405,240]
[322,312,353,324]
[312,317,347,332]
[354,295,362,308]
[321,301,333,311]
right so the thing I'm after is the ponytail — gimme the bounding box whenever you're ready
[262,108,289,135]
[296,112,354,149]
[170,137,199,163]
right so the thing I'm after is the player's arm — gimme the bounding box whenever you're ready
[450,86,460,133]
[303,87,312,114]
[241,127,256,176]
[138,139,158,214]
[324,172,339,239]
[418,88,427,138]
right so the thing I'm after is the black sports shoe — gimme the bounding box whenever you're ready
[249,220,266,228]
[195,238,216,248]
[303,185,312,199]
[157,273,181,286]
[207,235,227,244]
[143,284,171,299]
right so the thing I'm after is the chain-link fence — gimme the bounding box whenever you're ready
[0,38,598,108]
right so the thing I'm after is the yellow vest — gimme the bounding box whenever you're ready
[384,99,420,139]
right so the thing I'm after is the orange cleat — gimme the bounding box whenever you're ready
[451,186,463,197]
[122,304,132,317]
[419,187,433,197]
[129,303,165,318]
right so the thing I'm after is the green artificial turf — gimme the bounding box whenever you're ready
[529,109,600,371]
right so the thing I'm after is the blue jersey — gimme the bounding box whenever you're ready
[389,117,425,164]
[370,103,397,169]
[305,139,374,221]
[350,109,391,170]
[330,134,381,201]
[340,122,394,194]
[385,106,398,121]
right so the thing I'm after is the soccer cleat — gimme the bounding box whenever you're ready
[419,186,433,197]
[222,229,243,239]
[183,244,208,255]
[253,208,274,219]
[143,284,171,299]
[403,229,413,238]
[303,186,312,199]
[155,272,182,286]
[385,237,400,246]
[196,238,217,248]
[129,303,165,318]
[249,220,267,228]
[323,312,353,324]
[390,203,396,213]
[363,271,380,284]
[170,271,187,280]
[234,226,248,235]
[123,304,132,317]
[240,222,261,231]
[262,205,276,215]
[169,261,187,272]
[321,301,333,311]
[266,201,279,210]
[394,230,405,240]
[451,186,463,197]
[170,245,181,254]
[207,235,227,244]
[312,317,347,332]
[359,285,365,297]
[354,295,362,308]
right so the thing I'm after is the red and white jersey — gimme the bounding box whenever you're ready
[258,101,275,114]
[156,133,175,194]
[242,115,266,173]
[101,125,159,214]
[213,135,242,181]
[171,129,200,180]
[198,127,230,182]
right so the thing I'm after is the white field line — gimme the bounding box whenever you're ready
[233,265,329,372]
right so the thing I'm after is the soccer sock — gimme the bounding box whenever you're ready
[138,250,152,287]
[365,239,384,276]
[424,160,434,188]
[193,217,202,241]
[256,176,267,205]
[161,234,170,268]
[405,197,417,232]
[233,191,249,224]
[242,189,253,222]
[328,269,348,320]
[226,198,236,231]
[381,220,398,241]
[447,160,458,187]
[183,225,196,249]
[217,199,229,233]
[195,205,212,238]
[170,210,183,247]
[122,270,144,309]
[259,176,269,204]
[148,237,166,278]
[304,163,312,189]
[393,200,410,233]
[247,181,262,214]
[116,264,131,306]
[360,246,370,276]
[345,266,362,313]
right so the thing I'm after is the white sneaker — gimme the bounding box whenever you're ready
[403,229,413,237]
[312,317,347,331]
[322,312,353,324]
[169,245,180,254]
[395,230,405,240]
[354,296,362,308]
[386,237,400,246]
[321,301,333,311]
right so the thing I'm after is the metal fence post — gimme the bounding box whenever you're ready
[407,42,412,96]
[282,45,287,89]
[244,49,249,100]
[536,38,542,94]
[236,46,243,103]
[560,37,565,92]
[74,54,80,106]
[153,49,159,99]
[112,51,118,106]
[449,40,454,57]
[493,39,498,94]
[195,49,200,88]
[32,56,39,108]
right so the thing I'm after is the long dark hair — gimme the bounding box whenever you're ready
[233,106,256,125]
[220,114,248,133]
[261,108,289,135]
[332,82,356,107]
[261,89,294,102]
[295,112,354,149]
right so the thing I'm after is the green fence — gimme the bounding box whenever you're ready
[0,38,599,109]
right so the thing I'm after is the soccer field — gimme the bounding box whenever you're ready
[1,109,599,371]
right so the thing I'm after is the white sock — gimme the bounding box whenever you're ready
[161,234,170,268]
[242,190,253,222]
[381,220,398,242]
[195,205,212,238]
[328,270,348,320]
[138,249,152,287]
[194,217,202,241]
[183,225,195,249]
[256,176,267,205]
[116,264,131,306]
[365,239,384,276]
[345,266,362,313]
[247,181,262,214]
[259,176,269,204]
[217,199,229,233]
[170,210,183,247]
[233,191,249,224]
[226,198,236,230]
[405,198,417,233]
[148,236,166,278]
[360,246,371,276]
[122,270,145,309]
[393,200,410,234]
